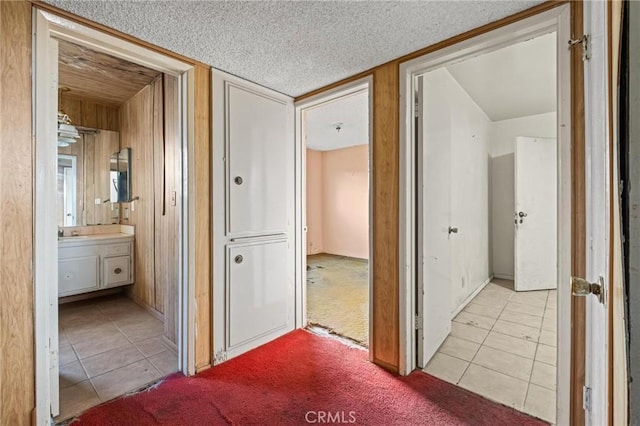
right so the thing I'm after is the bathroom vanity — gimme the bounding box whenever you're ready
[58,233,134,297]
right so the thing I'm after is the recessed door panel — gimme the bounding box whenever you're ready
[227,84,289,236]
[226,240,292,351]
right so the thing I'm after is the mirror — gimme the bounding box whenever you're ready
[110,148,132,203]
[57,155,77,226]
[57,130,121,226]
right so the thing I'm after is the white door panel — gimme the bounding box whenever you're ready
[226,240,292,354]
[213,70,295,364]
[583,1,610,424]
[420,74,452,366]
[515,137,558,291]
[227,85,289,237]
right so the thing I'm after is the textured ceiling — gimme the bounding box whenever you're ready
[45,1,544,97]
[306,91,368,151]
[446,31,556,121]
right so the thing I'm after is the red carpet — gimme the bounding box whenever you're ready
[75,330,547,425]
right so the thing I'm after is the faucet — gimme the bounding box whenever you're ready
[58,227,64,238]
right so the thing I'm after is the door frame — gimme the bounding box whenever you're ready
[398,4,572,424]
[294,77,373,351]
[33,9,197,424]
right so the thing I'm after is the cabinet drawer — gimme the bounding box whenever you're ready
[104,256,131,286]
[59,256,99,296]
[104,243,131,256]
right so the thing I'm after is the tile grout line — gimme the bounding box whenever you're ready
[455,285,515,388]
[522,289,552,416]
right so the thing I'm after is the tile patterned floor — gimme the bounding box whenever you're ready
[307,254,369,346]
[424,279,557,424]
[56,295,178,422]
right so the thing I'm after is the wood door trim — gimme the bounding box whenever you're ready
[570,1,586,425]
[31,1,210,69]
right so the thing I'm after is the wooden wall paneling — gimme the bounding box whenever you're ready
[81,98,98,129]
[371,63,400,372]
[160,75,180,344]
[152,77,165,314]
[0,1,35,424]
[570,2,587,425]
[59,94,119,132]
[120,85,157,310]
[194,64,212,370]
[60,95,82,127]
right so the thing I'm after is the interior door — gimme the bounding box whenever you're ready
[514,136,558,291]
[212,70,295,363]
[419,74,452,366]
[582,1,610,424]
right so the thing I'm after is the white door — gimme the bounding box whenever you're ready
[212,70,295,363]
[419,74,452,366]
[514,136,558,291]
[582,1,610,423]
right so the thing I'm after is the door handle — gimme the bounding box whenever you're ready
[448,226,458,234]
[571,276,606,306]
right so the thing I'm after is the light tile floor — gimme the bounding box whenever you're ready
[424,279,557,424]
[56,295,178,422]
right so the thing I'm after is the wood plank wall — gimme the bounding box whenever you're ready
[0,2,35,424]
[194,65,212,371]
[119,76,180,335]
[59,94,119,131]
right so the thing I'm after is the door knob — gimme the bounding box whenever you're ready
[234,255,243,264]
[234,176,243,185]
[448,226,458,234]
[517,211,528,224]
[571,276,606,306]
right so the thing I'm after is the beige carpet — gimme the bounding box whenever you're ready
[306,253,369,346]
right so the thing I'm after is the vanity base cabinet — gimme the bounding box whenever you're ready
[58,236,134,297]
[58,256,100,296]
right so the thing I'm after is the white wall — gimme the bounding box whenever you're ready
[423,68,492,313]
[490,112,556,279]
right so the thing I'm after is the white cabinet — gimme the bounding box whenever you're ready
[58,234,134,297]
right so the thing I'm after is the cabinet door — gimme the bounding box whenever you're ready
[226,84,291,237]
[58,256,99,296]
[103,256,131,287]
[226,239,293,357]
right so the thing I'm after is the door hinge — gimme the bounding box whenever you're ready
[583,385,592,412]
[414,315,423,330]
[568,34,590,61]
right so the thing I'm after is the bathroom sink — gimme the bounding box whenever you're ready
[58,235,91,240]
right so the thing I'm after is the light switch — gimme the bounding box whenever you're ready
[124,207,129,219]
[95,198,101,205]
[170,191,177,206]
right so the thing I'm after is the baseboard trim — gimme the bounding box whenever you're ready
[58,287,123,304]
[451,275,493,319]
[162,335,178,355]
[126,290,165,322]
[493,273,514,280]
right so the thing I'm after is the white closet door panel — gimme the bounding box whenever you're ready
[227,84,289,236]
[226,240,292,351]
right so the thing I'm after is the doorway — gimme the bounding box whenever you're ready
[34,10,196,424]
[295,79,373,348]
[304,90,370,346]
[399,5,572,425]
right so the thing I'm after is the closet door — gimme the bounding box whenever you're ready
[212,70,295,362]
